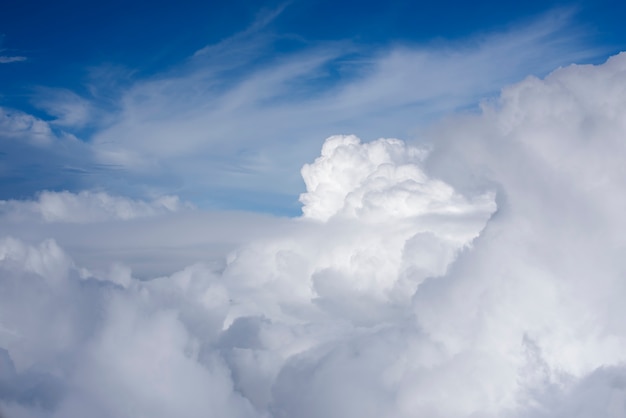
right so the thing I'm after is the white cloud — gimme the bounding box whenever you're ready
[412,51,626,415]
[300,135,495,222]
[32,89,94,128]
[0,108,54,145]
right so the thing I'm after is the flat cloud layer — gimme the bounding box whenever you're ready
[2,52,626,417]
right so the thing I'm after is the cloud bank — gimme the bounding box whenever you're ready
[2,53,626,418]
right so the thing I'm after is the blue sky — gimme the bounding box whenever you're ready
[1,0,626,214]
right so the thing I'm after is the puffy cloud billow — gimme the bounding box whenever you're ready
[2,53,626,417]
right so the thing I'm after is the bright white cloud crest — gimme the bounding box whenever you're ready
[300,134,495,222]
[3,53,626,417]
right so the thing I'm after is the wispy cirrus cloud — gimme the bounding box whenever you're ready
[0,37,26,63]
[0,107,102,200]
[0,55,26,64]
[83,9,602,208]
[6,8,608,211]
[32,88,95,128]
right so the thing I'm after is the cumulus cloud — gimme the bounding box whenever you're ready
[3,52,626,418]
[300,135,494,222]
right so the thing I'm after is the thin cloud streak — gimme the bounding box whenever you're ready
[0,55,26,63]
